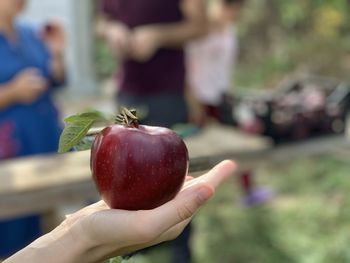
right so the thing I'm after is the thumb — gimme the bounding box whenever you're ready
[148,183,214,233]
[147,160,236,233]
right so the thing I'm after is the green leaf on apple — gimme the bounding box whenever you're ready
[73,136,96,152]
[58,111,109,154]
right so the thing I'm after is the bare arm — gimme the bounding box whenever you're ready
[154,0,208,47]
[130,0,207,61]
[0,69,48,110]
[4,225,85,263]
[129,0,207,62]
[50,53,65,84]
[0,84,17,110]
[96,0,207,62]
[4,161,235,263]
[41,22,66,84]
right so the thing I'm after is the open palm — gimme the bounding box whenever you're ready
[61,160,236,262]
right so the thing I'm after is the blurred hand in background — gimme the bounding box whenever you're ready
[9,69,48,105]
[41,21,65,57]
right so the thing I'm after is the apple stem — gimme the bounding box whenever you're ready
[115,107,139,128]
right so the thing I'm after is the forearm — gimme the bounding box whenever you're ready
[152,20,207,48]
[0,83,16,110]
[155,0,208,48]
[4,225,87,263]
[50,53,65,84]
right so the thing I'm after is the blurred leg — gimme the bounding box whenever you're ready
[171,223,192,263]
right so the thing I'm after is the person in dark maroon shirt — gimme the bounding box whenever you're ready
[97,0,207,262]
[97,0,207,128]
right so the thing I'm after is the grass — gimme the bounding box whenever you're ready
[119,155,350,263]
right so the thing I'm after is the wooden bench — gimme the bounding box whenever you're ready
[0,125,271,220]
[2,123,348,220]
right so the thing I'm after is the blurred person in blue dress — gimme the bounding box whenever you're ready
[0,0,65,257]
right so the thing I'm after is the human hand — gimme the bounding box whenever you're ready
[41,21,66,57]
[105,22,132,58]
[5,161,236,263]
[51,160,234,263]
[129,26,162,62]
[71,160,235,262]
[10,69,48,104]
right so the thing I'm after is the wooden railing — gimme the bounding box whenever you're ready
[1,124,349,220]
[0,125,270,219]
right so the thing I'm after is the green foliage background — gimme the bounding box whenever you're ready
[235,0,350,89]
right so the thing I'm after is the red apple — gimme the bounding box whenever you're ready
[90,112,189,210]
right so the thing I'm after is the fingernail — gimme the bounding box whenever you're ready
[197,186,213,203]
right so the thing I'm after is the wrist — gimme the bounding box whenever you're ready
[51,49,64,59]
[5,82,19,103]
[149,26,165,47]
[46,224,88,262]
[5,224,88,263]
